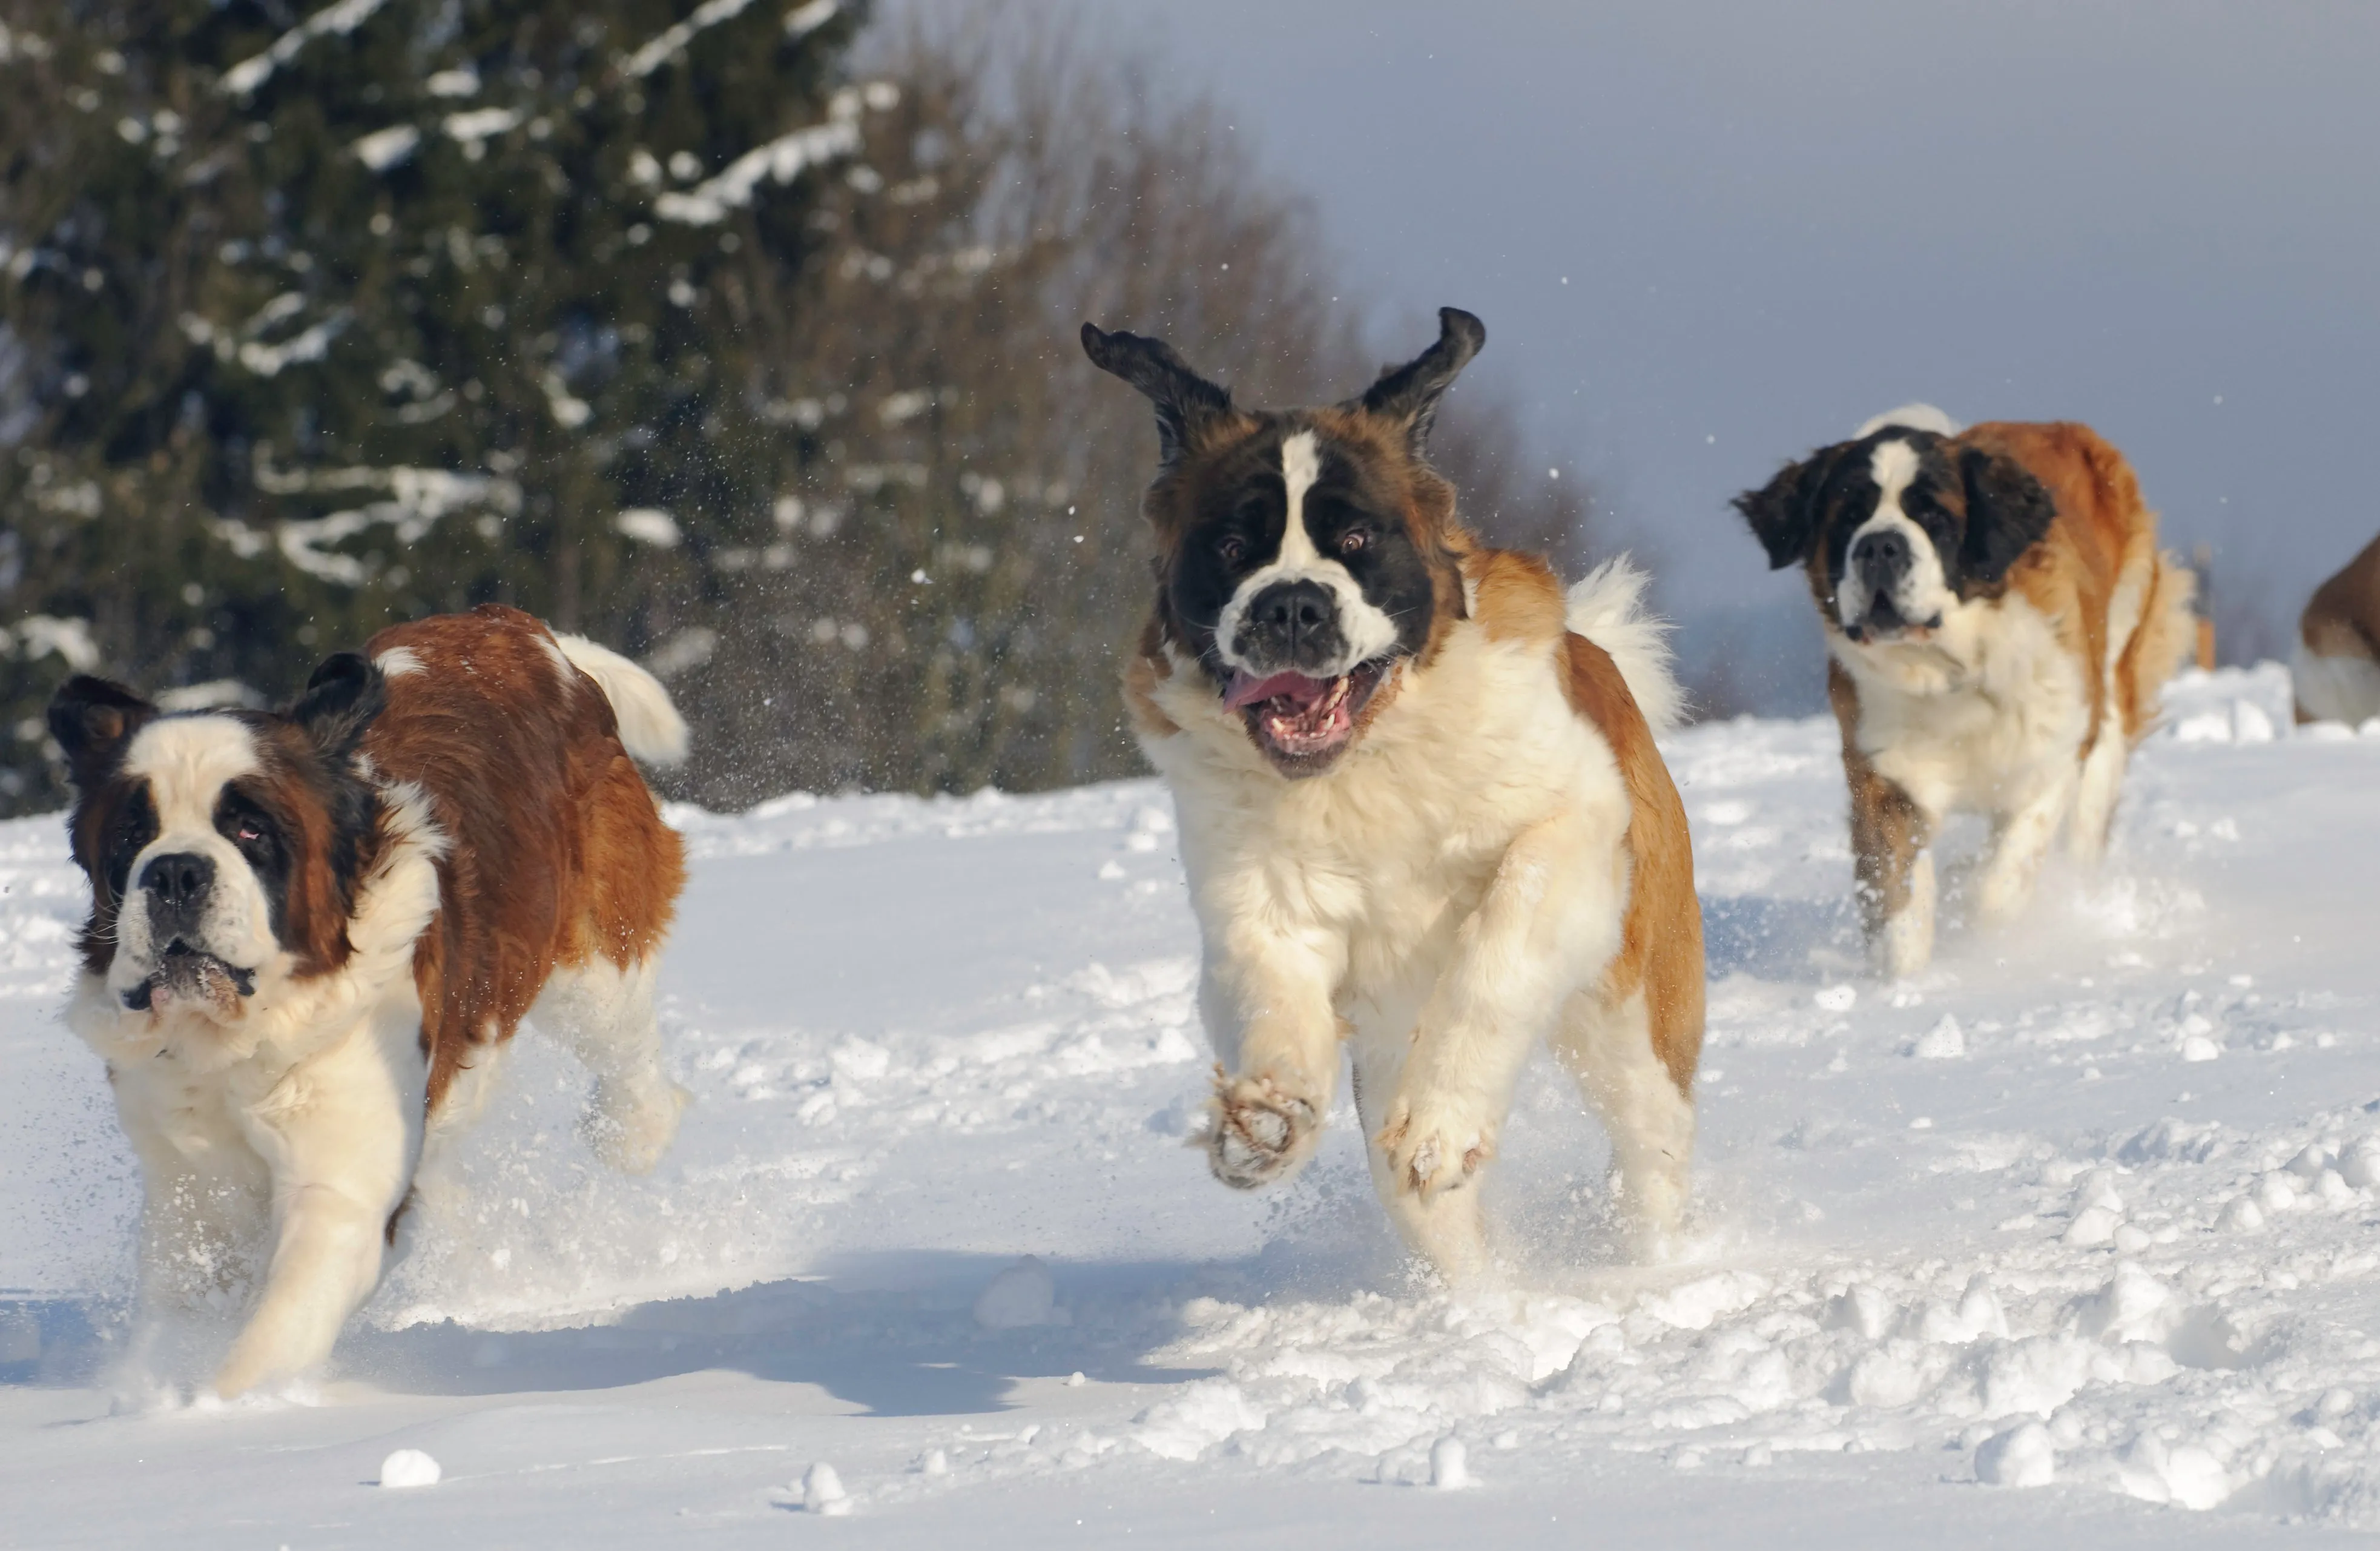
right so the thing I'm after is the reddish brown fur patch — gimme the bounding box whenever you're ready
[364,606,684,1114]
[70,789,139,979]
[1122,615,1181,738]
[1955,422,2189,748]
[242,722,380,977]
[2298,531,2380,718]
[1561,627,1704,1094]
[1465,548,1567,644]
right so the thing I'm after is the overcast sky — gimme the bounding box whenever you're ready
[1090,0,2380,704]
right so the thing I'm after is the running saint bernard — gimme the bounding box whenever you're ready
[1084,309,1706,1277]
[50,606,690,1398]
[1735,409,2195,978]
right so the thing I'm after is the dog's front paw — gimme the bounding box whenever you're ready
[1375,1096,1495,1200]
[1208,1070,1321,1189]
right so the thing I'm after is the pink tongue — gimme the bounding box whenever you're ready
[1224,669,1329,710]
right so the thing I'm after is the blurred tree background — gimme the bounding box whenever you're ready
[0,0,1591,815]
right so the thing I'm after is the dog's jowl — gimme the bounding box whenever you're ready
[50,605,690,1398]
[1084,309,1706,1277]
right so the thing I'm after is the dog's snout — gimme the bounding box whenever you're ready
[1852,529,1911,590]
[1239,579,1343,671]
[1253,580,1333,637]
[139,852,216,913]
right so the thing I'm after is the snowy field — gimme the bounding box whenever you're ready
[8,664,2380,1546]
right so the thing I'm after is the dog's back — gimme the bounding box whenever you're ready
[364,605,685,1116]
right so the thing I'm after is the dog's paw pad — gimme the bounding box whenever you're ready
[1208,1075,1319,1189]
[1377,1102,1494,1199]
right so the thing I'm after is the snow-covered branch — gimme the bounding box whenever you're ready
[221,0,391,96]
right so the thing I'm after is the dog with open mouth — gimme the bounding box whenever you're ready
[1083,309,1706,1277]
[49,605,690,1400]
[1734,409,2196,979]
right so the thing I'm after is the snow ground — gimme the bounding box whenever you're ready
[8,664,2380,1545]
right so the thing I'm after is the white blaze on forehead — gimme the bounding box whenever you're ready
[1211,428,1403,677]
[1277,430,1324,567]
[124,715,264,832]
[1870,438,1921,506]
[1836,435,1954,634]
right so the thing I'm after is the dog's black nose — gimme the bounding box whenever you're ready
[1852,529,1912,590]
[139,852,216,911]
[1251,580,1333,638]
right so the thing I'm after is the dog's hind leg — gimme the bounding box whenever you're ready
[533,956,688,1175]
[1552,989,1695,1261]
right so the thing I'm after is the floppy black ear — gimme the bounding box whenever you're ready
[1353,307,1486,452]
[47,676,155,788]
[289,652,386,761]
[1732,451,1838,570]
[1081,322,1236,469]
[1958,448,2058,584]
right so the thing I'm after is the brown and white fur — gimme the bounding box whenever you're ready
[1736,411,2195,979]
[2293,532,2380,726]
[1083,310,1704,1279]
[48,605,689,1400]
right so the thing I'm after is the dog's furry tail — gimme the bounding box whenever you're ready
[555,633,691,766]
[1565,555,1686,738]
[1854,402,1962,439]
[2125,549,2200,738]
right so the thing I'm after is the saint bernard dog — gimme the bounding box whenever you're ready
[1734,409,2195,979]
[2293,531,2380,726]
[48,604,691,1398]
[1082,309,1705,1278]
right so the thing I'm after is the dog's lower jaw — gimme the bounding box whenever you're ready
[1207,1070,1322,1188]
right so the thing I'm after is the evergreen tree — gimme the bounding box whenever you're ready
[0,0,868,813]
[0,1,1599,815]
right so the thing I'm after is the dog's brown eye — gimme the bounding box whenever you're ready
[1339,529,1370,556]
[1216,535,1246,565]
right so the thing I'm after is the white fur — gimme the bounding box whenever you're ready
[1210,431,1402,677]
[1833,545,2167,974]
[1142,584,1689,1278]
[530,956,690,1175]
[2068,555,2151,864]
[553,633,691,766]
[74,773,448,1399]
[1550,990,1695,1260]
[1565,555,1684,736]
[373,646,425,678]
[1855,402,1962,439]
[72,756,684,1398]
[1836,439,1956,636]
[2292,638,2380,725]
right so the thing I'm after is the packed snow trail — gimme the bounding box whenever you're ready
[6,666,2380,1545]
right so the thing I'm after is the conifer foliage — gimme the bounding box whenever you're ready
[0,1,1596,814]
[0,0,869,812]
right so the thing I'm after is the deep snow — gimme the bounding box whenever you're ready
[7,665,2380,1546]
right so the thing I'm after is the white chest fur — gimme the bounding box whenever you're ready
[1144,621,1626,1028]
[1832,590,2088,820]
